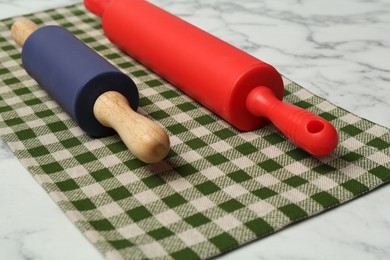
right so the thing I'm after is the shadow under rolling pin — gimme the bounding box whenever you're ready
[85,0,338,157]
[11,18,170,163]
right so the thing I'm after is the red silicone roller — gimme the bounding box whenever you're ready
[84,0,338,156]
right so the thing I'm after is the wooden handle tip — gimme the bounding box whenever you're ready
[94,91,170,163]
[133,127,170,163]
[11,18,38,47]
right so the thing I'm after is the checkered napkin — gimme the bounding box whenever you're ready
[1,4,389,260]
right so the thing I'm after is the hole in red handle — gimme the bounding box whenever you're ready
[307,120,325,134]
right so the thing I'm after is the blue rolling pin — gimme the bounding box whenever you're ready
[11,18,170,163]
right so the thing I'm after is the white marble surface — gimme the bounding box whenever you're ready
[1,0,390,259]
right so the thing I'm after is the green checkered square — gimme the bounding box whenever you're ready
[252,187,278,199]
[311,192,340,208]
[219,199,245,213]
[184,213,211,227]
[148,227,174,240]
[108,187,132,201]
[72,198,97,211]
[56,179,80,191]
[162,193,187,208]
[126,206,152,222]
[228,170,252,183]
[0,4,389,260]
[210,233,238,251]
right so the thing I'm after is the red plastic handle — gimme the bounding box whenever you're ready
[247,86,338,156]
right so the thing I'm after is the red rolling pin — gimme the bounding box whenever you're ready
[85,0,338,156]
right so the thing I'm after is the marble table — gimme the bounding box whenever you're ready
[1,0,389,259]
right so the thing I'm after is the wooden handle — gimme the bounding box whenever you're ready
[11,18,37,47]
[94,91,170,163]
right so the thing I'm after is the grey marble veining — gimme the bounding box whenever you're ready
[0,0,389,260]
[0,0,81,19]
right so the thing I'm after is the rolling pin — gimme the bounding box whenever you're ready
[85,0,338,156]
[11,18,170,163]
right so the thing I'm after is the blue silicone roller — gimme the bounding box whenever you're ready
[11,18,170,163]
[22,25,139,137]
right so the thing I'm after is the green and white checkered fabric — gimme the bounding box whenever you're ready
[1,4,389,260]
